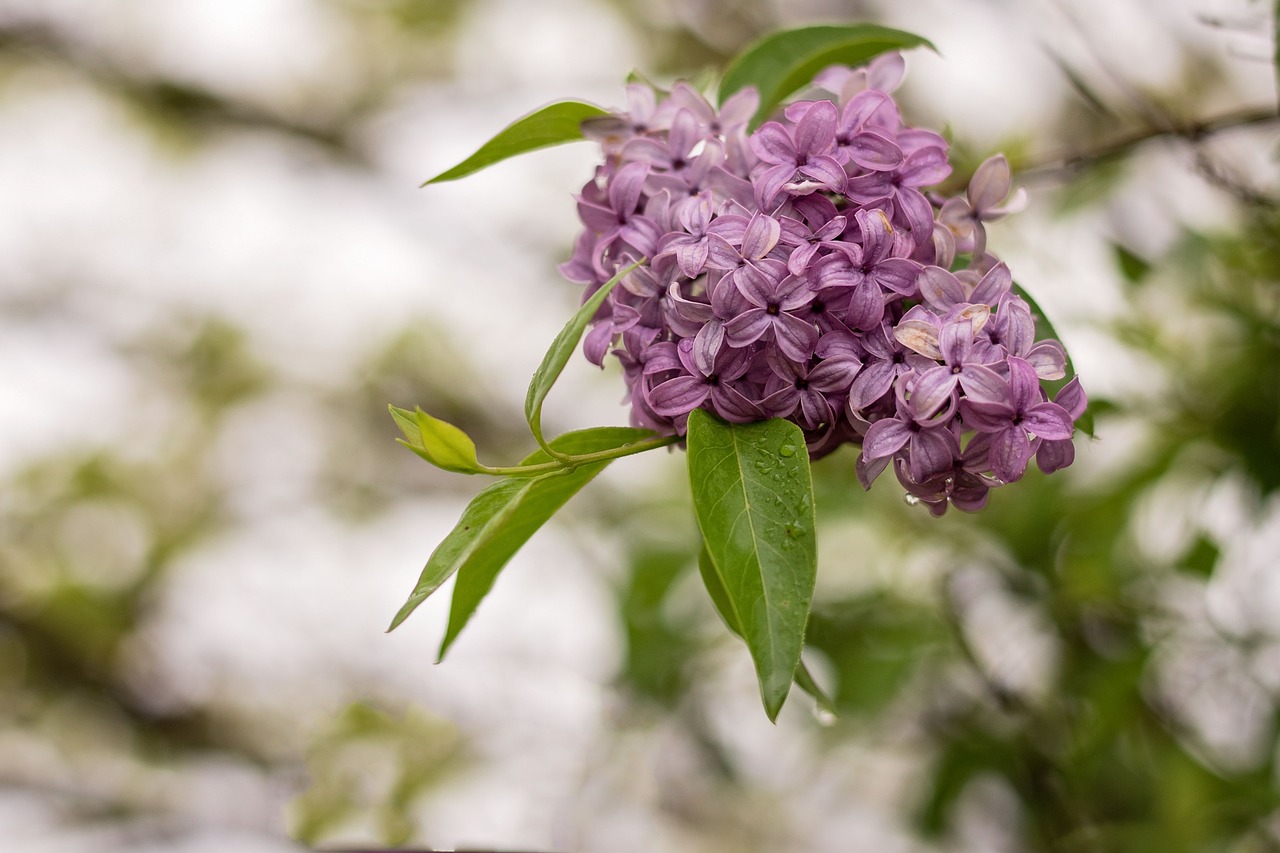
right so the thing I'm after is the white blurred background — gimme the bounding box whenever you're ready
[2,1,1278,851]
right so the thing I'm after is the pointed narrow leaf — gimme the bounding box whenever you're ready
[698,544,835,717]
[424,100,609,185]
[1012,283,1094,436]
[435,426,651,659]
[390,404,421,442]
[686,410,818,721]
[719,25,935,128]
[525,259,641,452]
[385,425,649,637]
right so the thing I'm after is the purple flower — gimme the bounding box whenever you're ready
[749,100,848,209]
[905,317,1006,418]
[896,448,1000,516]
[666,81,759,142]
[831,90,904,171]
[815,52,907,102]
[655,192,718,278]
[810,209,921,329]
[917,263,1012,314]
[977,293,1067,379]
[761,342,862,429]
[940,154,1028,258]
[575,161,659,279]
[846,137,951,245]
[722,262,819,362]
[846,320,916,414]
[1036,377,1087,474]
[559,58,1084,510]
[959,357,1075,482]
[860,378,961,487]
[580,83,671,154]
[778,212,847,277]
[645,339,761,423]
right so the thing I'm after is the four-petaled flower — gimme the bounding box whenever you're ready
[960,357,1076,483]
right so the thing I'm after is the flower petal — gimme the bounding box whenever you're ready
[846,131,903,170]
[750,122,797,165]
[909,428,958,483]
[740,212,782,259]
[848,359,896,411]
[959,398,1013,433]
[957,364,1007,403]
[969,262,1012,306]
[773,312,819,362]
[796,155,848,192]
[793,100,838,155]
[648,375,710,417]
[1053,377,1088,420]
[894,319,942,360]
[1022,402,1074,441]
[968,154,1012,212]
[918,266,966,311]
[990,426,1031,483]
[910,367,958,419]
[724,308,770,347]
[1006,357,1041,412]
[1036,437,1076,474]
[863,417,912,462]
[1025,340,1067,381]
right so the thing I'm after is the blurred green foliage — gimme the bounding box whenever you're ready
[291,702,467,846]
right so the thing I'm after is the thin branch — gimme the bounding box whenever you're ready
[0,21,372,166]
[1015,106,1280,186]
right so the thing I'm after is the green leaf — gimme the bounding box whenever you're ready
[687,410,818,721]
[389,405,484,474]
[1112,243,1151,284]
[1012,283,1095,437]
[697,545,834,717]
[389,404,421,443]
[423,100,608,185]
[386,426,650,652]
[524,259,640,454]
[719,25,935,128]
[793,662,836,718]
[806,593,945,717]
[436,426,649,659]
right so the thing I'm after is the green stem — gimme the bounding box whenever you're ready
[479,434,681,477]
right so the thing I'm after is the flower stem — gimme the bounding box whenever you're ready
[479,434,681,477]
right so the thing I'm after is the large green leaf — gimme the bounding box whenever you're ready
[1012,282,1094,436]
[686,410,818,721]
[697,545,834,717]
[387,427,651,654]
[524,259,639,453]
[423,100,608,185]
[719,25,935,128]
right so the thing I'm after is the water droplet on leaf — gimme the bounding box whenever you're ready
[779,444,796,457]
[813,707,837,727]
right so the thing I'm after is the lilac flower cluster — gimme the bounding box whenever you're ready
[562,54,1085,514]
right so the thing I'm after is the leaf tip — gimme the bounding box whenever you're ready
[762,669,796,723]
